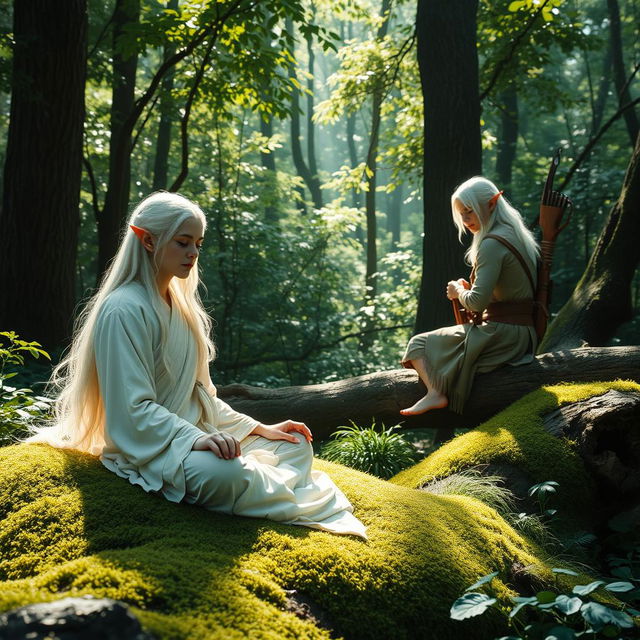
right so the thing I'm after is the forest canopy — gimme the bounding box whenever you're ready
[0,0,638,388]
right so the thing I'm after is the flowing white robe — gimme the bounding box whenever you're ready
[93,281,366,539]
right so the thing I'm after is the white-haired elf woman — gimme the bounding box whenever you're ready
[400,176,539,416]
[29,192,366,539]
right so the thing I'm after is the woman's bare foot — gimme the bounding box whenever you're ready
[400,390,448,416]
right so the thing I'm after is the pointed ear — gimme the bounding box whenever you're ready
[488,190,504,212]
[129,225,154,252]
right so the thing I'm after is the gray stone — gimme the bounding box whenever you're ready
[0,595,155,640]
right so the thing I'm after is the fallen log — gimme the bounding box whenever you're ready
[218,346,640,440]
[542,388,640,498]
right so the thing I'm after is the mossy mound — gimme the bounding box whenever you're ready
[0,443,557,639]
[391,380,640,528]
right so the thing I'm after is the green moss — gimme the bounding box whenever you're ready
[391,380,639,528]
[0,442,559,639]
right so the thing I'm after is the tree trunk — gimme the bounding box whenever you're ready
[414,0,482,333]
[539,131,640,352]
[306,22,319,192]
[259,114,278,224]
[0,0,87,349]
[152,0,178,191]
[495,85,518,194]
[363,0,392,309]
[97,0,140,279]
[590,40,612,136]
[217,346,640,440]
[607,0,639,148]
[386,182,403,248]
[286,17,323,210]
[346,112,364,245]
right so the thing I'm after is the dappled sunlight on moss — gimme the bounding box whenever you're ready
[0,441,583,639]
[390,381,639,526]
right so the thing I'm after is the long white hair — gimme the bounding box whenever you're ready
[28,191,214,454]
[451,176,539,266]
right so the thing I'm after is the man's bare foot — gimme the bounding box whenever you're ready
[400,391,448,416]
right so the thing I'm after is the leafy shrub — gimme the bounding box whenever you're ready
[450,568,639,639]
[319,421,417,479]
[0,331,52,446]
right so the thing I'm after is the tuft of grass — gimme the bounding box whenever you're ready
[420,469,516,516]
[319,421,417,479]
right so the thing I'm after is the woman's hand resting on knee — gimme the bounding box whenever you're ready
[192,432,241,459]
[252,421,313,444]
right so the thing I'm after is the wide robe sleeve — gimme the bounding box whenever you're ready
[458,238,505,312]
[199,376,260,443]
[94,303,205,471]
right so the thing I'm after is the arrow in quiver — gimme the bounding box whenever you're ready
[536,148,573,341]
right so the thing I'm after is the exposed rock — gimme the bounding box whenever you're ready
[0,596,155,640]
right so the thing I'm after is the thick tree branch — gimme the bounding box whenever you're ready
[169,32,219,192]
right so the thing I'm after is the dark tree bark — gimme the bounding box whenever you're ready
[495,85,518,194]
[607,0,639,148]
[285,16,323,210]
[540,131,640,352]
[414,0,482,333]
[363,0,392,307]
[97,0,140,279]
[217,346,640,440]
[542,389,640,498]
[152,0,178,191]
[0,0,87,348]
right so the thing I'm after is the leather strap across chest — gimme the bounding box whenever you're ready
[468,234,537,327]
[484,233,536,296]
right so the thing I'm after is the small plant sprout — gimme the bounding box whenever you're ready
[527,480,559,517]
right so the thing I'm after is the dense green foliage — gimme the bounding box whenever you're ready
[0,332,51,446]
[318,421,417,478]
[1,0,638,387]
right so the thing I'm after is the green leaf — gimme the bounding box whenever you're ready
[536,590,557,604]
[580,602,634,631]
[552,568,579,576]
[450,592,497,620]
[508,0,526,10]
[465,571,499,592]
[528,480,559,497]
[573,580,605,596]
[604,581,635,593]
[510,596,537,618]
[554,595,582,616]
[611,567,634,581]
[544,626,577,640]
